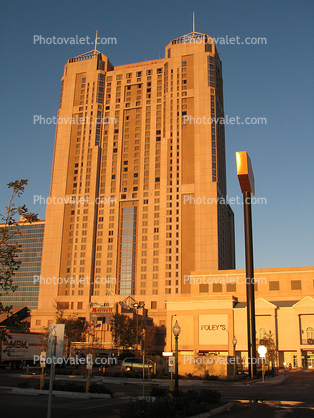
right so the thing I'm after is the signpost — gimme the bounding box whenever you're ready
[86,353,93,393]
[163,351,174,391]
[47,324,65,418]
[40,351,46,390]
[169,356,175,373]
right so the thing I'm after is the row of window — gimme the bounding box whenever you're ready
[199,280,304,293]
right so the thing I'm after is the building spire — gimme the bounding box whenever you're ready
[94,30,98,55]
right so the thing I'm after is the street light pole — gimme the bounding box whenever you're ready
[170,314,176,353]
[136,309,139,351]
[236,152,257,379]
[172,320,181,393]
[170,314,177,382]
[232,336,237,381]
[133,302,145,352]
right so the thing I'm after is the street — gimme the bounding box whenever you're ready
[0,369,313,417]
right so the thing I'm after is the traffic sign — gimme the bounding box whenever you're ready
[169,355,175,372]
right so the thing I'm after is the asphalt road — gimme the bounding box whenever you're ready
[0,368,313,417]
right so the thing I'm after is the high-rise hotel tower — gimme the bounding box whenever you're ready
[31,30,235,329]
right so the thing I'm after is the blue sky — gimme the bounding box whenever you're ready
[1,0,313,269]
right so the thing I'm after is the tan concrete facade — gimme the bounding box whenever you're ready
[31,32,235,331]
[165,267,314,370]
[30,34,313,374]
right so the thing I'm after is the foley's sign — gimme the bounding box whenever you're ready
[199,315,228,345]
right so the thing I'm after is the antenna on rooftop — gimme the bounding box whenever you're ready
[193,12,195,36]
[94,30,98,55]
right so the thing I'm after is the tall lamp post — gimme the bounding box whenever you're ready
[170,314,177,383]
[232,336,237,381]
[133,302,145,352]
[258,345,267,382]
[236,151,257,378]
[173,320,181,393]
[170,314,177,353]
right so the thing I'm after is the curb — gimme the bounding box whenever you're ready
[189,402,234,418]
[14,373,289,387]
[0,387,111,399]
[250,375,288,386]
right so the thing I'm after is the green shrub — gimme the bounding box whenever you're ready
[204,374,219,381]
[17,381,31,389]
[43,381,85,392]
[150,387,168,397]
[119,389,221,417]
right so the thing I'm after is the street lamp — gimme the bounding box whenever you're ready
[236,151,257,378]
[173,320,181,393]
[232,336,237,381]
[170,314,177,383]
[133,302,145,352]
[258,345,267,382]
[170,314,177,353]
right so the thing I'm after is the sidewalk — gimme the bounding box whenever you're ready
[18,371,289,387]
[247,374,288,386]
[0,386,111,399]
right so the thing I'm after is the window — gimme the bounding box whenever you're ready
[182,61,187,67]
[151,301,157,309]
[35,320,41,326]
[226,283,236,292]
[57,302,69,310]
[306,327,314,342]
[291,280,301,290]
[213,283,222,292]
[199,284,209,293]
[269,281,279,291]
[77,302,83,309]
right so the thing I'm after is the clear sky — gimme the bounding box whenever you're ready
[0,0,313,270]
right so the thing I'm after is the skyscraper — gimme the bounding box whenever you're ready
[31,30,235,329]
[0,219,45,309]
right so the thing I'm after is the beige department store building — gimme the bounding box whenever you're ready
[166,267,314,370]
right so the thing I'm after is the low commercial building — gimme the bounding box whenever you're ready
[165,266,314,372]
